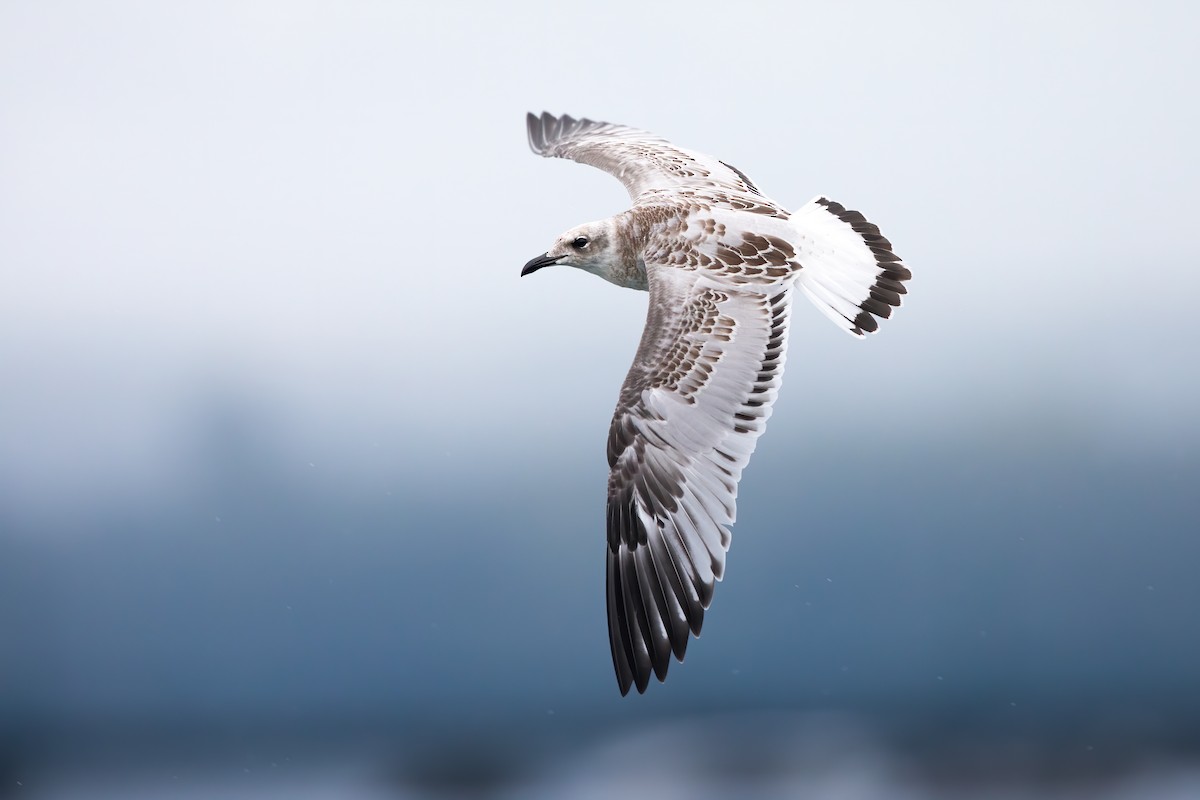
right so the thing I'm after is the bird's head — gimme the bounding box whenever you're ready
[521,220,619,281]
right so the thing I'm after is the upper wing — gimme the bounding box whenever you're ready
[605,261,793,695]
[527,112,765,201]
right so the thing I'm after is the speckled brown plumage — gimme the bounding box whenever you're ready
[524,112,913,696]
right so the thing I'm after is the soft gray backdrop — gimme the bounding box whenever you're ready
[2,1,1198,797]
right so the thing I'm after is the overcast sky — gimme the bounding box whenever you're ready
[1,0,1197,508]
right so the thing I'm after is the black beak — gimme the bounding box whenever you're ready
[521,252,561,277]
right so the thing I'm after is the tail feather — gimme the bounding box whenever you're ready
[792,197,912,337]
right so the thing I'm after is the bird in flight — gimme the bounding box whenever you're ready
[521,112,912,695]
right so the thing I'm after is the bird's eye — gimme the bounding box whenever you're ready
[572,236,589,249]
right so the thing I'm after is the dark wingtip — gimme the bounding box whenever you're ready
[608,550,637,697]
[670,631,688,661]
[541,111,559,144]
[526,111,546,154]
[526,112,610,157]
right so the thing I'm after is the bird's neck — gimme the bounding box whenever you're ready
[599,212,649,291]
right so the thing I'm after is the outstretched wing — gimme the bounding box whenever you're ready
[606,261,793,695]
[527,111,765,201]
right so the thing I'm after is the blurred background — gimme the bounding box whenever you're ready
[2,1,1198,797]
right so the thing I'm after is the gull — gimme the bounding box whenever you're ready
[521,112,912,695]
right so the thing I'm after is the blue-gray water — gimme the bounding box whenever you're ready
[3,396,1198,797]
